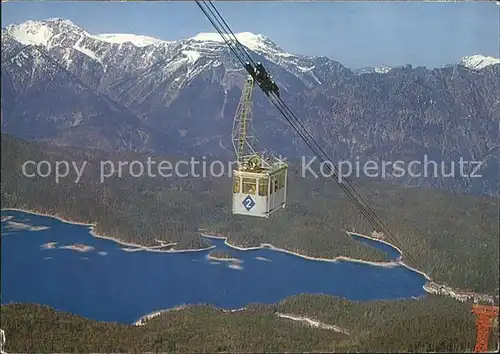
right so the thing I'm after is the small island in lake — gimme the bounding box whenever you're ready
[59,244,95,252]
[207,250,241,263]
[3,220,50,231]
[41,242,57,249]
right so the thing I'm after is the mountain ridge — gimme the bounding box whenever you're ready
[2,18,499,196]
[4,18,499,71]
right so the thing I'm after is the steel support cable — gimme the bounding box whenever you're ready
[198,0,416,266]
[268,95,400,247]
[273,113,382,228]
[196,0,280,155]
[271,94,421,266]
[195,1,249,68]
[198,1,274,98]
[197,1,362,193]
[270,93,421,268]
[197,0,415,264]
[204,1,257,66]
[198,0,314,158]
[197,1,254,69]
[197,0,407,273]
[194,1,392,261]
[269,94,380,222]
[196,0,422,269]
[198,4,317,159]
[266,94,396,252]
[201,0,285,105]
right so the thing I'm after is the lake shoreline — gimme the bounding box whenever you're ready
[206,253,242,263]
[201,233,435,295]
[3,208,492,326]
[6,208,472,326]
[2,207,432,294]
[4,208,403,267]
[1,208,215,254]
[347,232,432,281]
[202,234,403,269]
[201,234,493,302]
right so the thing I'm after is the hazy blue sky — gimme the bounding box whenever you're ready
[2,1,499,68]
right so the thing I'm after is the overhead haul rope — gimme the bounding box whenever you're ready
[195,0,422,270]
[195,0,421,269]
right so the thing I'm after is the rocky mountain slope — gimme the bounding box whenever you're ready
[2,18,499,195]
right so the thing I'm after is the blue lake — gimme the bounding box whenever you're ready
[1,210,427,324]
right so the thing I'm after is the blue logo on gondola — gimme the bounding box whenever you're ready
[242,195,256,211]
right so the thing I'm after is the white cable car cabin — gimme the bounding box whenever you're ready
[230,73,288,218]
[232,154,287,218]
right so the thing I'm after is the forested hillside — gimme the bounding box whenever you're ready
[1,134,498,294]
[1,295,497,353]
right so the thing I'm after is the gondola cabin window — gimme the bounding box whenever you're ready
[258,178,268,196]
[278,172,285,190]
[233,176,241,193]
[242,177,257,195]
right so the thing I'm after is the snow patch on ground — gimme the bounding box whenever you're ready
[276,313,350,335]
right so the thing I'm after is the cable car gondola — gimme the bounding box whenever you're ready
[231,74,287,218]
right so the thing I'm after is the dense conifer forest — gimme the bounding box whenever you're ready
[1,295,498,353]
[1,134,499,352]
[208,250,236,260]
[2,134,497,294]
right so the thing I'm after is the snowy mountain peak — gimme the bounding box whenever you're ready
[459,55,500,70]
[89,33,168,47]
[6,20,55,46]
[189,31,282,53]
[6,19,289,59]
[5,18,85,46]
[45,17,78,26]
[5,18,171,50]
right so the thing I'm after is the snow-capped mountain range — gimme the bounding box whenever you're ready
[458,55,500,70]
[2,18,351,91]
[356,56,500,74]
[4,18,497,83]
[2,18,499,196]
